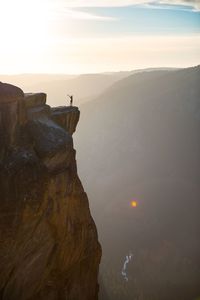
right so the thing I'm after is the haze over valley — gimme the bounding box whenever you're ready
[1,0,200,298]
[1,65,200,299]
[74,66,200,299]
[1,66,200,299]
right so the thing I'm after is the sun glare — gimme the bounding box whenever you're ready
[0,0,199,74]
[0,0,51,69]
[131,201,138,208]
[1,0,49,38]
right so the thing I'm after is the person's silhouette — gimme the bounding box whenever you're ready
[67,95,73,106]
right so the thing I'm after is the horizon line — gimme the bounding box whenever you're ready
[1,66,194,77]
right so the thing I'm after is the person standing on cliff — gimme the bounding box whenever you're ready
[67,95,73,106]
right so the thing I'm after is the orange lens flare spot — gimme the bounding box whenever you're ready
[131,201,138,207]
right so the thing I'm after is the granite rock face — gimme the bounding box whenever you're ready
[0,83,101,300]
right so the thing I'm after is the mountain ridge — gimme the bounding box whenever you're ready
[74,65,200,300]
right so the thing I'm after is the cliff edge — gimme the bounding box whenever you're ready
[0,82,101,300]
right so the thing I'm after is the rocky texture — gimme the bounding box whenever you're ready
[51,106,80,135]
[0,82,101,300]
[0,82,24,151]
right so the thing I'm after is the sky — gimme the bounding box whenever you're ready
[0,0,199,74]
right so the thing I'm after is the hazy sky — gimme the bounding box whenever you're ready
[0,0,199,74]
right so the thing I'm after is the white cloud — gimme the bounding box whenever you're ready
[56,8,116,20]
[56,0,200,10]
[155,0,200,10]
[47,0,200,22]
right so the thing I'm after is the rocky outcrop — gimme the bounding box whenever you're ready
[0,82,101,300]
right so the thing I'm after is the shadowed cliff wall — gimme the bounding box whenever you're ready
[0,82,101,300]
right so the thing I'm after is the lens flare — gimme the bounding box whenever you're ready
[131,200,138,208]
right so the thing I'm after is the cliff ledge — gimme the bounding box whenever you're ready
[0,82,101,300]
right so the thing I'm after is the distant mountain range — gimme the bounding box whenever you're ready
[0,68,178,106]
[76,66,200,195]
[74,65,200,300]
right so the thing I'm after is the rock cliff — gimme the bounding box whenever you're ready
[0,82,101,300]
